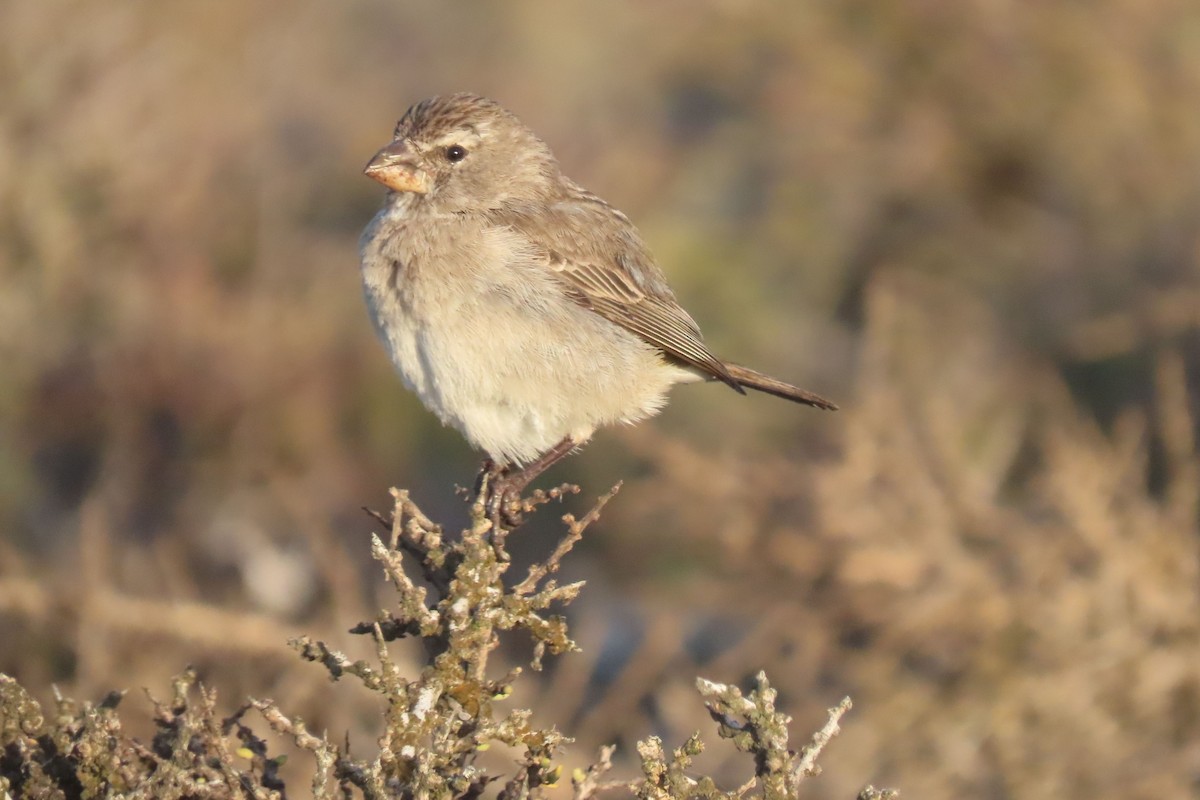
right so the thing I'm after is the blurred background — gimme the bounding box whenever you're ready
[2,0,1199,796]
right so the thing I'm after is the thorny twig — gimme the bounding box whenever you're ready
[515,483,621,596]
[0,469,890,799]
[795,697,852,780]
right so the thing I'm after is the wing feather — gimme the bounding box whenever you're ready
[504,193,742,391]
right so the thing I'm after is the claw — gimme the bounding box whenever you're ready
[485,477,524,529]
[474,437,580,530]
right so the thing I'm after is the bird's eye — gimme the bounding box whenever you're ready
[445,145,468,162]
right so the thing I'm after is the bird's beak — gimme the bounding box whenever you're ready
[364,140,430,194]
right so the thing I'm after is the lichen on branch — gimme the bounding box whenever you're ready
[0,475,888,799]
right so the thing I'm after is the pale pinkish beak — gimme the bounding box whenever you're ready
[364,140,430,194]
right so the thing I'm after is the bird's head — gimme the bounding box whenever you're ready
[364,93,560,212]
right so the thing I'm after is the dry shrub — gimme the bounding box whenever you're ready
[2,484,879,799]
[578,272,1200,798]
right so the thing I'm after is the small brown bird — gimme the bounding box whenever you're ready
[360,93,835,506]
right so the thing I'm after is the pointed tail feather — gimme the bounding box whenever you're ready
[722,363,838,410]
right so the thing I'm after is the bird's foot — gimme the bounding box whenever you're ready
[488,479,582,531]
[486,478,526,529]
[473,458,502,495]
[475,439,581,530]
[473,460,524,529]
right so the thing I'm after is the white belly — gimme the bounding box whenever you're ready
[360,208,694,465]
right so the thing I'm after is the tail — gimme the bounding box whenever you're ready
[722,363,838,410]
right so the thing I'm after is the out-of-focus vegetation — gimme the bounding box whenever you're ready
[1,1,1198,798]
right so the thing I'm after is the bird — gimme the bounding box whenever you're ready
[360,93,835,513]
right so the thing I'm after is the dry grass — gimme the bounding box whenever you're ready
[2,1,1199,797]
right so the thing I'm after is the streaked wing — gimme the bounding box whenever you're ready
[548,256,741,391]
[494,191,742,391]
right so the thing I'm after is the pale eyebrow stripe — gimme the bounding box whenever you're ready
[433,124,482,145]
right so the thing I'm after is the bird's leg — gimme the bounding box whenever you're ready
[487,437,577,526]
[474,457,508,498]
[501,437,578,496]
